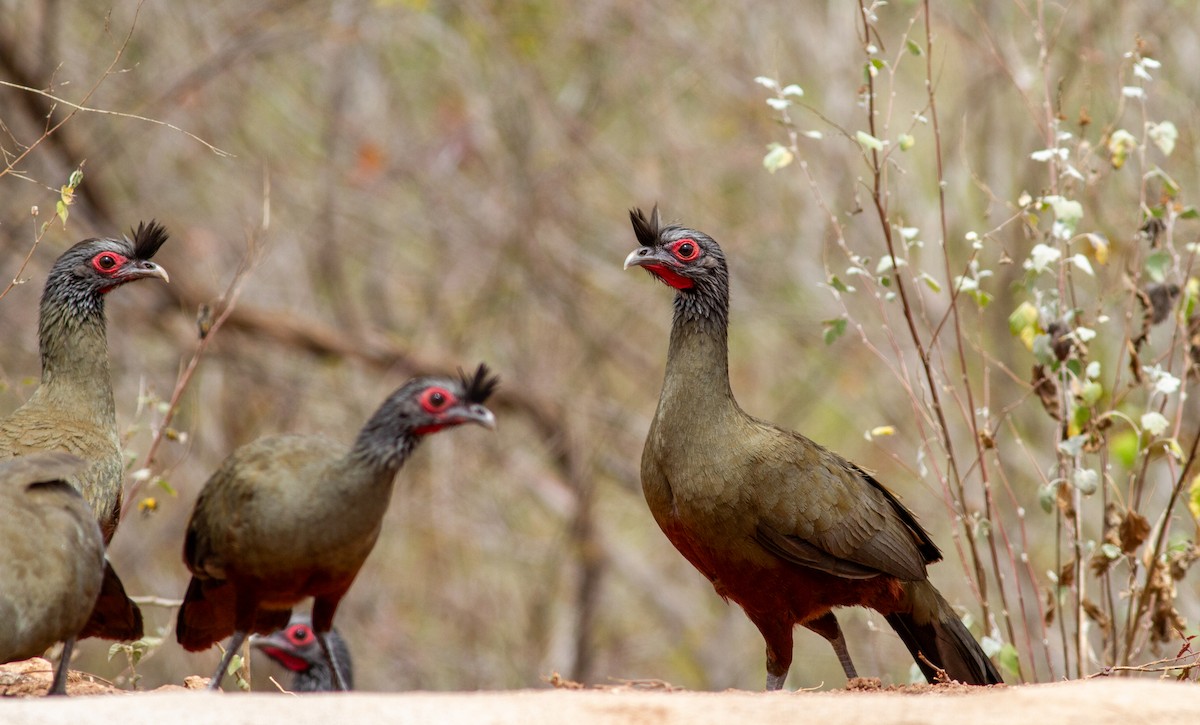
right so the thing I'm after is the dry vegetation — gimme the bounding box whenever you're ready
[2,0,1200,695]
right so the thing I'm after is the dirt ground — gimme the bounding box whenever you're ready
[1,659,1197,725]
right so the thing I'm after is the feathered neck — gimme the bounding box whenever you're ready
[662,272,735,408]
[34,283,116,422]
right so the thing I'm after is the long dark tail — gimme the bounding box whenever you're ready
[885,582,1002,685]
[79,559,144,641]
[177,576,236,651]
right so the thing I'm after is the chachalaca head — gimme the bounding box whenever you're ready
[251,614,354,692]
[39,220,169,337]
[624,205,729,324]
[177,364,499,692]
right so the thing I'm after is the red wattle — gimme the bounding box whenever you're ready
[644,264,694,290]
[259,646,310,672]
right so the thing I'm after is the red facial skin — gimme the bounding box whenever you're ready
[641,238,701,290]
[259,622,316,672]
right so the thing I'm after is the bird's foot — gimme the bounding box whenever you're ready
[765,672,787,691]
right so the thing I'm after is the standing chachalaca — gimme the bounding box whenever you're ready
[624,207,1001,689]
[176,365,499,691]
[251,613,354,692]
[0,221,170,542]
[0,224,167,679]
[0,452,111,695]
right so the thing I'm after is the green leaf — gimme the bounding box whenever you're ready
[1038,483,1055,514]
[1188,475,1200,522]
[1180,206,1199,220]
[965,288,992,308]
[68,169,84,188]
[898,133,915,151]
[1110,429,1139,469]
[855,130,884,152]
[905,39,923,56]
[919,273,941,292]
[1080,381,1103,406]
[1100,542,1121,559]
[998,643,1020,677]
[226,653,244,676]
[1008,301,1039,336]
[828,275,853,293]
[822,317,847,345]
[156,477,177,496]
[1145,249,1171,283]
[1148,166,1180,197]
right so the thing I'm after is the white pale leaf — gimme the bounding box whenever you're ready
[1070,254,1094,276]
[1141,412,1170,437]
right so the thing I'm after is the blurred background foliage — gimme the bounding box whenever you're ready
[2,0,1200,691]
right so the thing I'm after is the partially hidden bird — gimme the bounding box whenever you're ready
[0,453,111,695]
[623,206,1001,689]
[176,365,499,691]
[251,613,354,692]
[0,223,168,682]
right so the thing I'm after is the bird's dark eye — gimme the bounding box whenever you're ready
[419,387,453,413]
[673,240,699,262]
[98,254,117,269]
[288,625,313,646]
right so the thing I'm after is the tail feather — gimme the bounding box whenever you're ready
[78,559,144,641]
[885,584,1002,685]
[176,576,236,651]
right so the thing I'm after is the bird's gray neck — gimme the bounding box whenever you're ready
[659,295,736,417]
[35,299,117,424]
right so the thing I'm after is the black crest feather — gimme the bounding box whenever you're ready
[629,205,662,248]
[460,363,500,405]
[130,220,170,260]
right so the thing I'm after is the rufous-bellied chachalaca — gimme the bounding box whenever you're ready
[176,365,499,691]
[251,613,354,692]
[0,223,168,680]
[0,452,121,696]
[0,221,169,544]
[623,206,1001,689]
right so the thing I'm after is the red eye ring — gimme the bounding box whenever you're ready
[287,625,314,646]
[419,387,454,413]
[91,252,127,274]
[672,239,700,262]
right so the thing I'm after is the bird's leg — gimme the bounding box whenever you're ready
[311,595,348,691]
[47,637,76,696]
[315,630,350,691]
[806,612,858,680]
[752,616,794,691]
[208,630,248,691]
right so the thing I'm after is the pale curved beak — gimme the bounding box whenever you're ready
[457,403,496,430]
[624,247,658,270]
[121,260,170,284]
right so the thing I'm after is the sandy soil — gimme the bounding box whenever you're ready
[1,659,1196,725]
